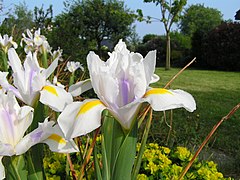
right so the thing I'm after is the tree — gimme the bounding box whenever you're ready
[179,4,223,67]
[235,9,240,20]
[202,22,240,71]
[48,0,135,63]
[0,2,33,39]
[34,5,53,30]
[80,0,135,54]
[143,0,187,70]
[180,4,223,37]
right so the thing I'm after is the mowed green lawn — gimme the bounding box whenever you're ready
[148,68,240,177]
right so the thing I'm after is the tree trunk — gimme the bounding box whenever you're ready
[165,32,171,70]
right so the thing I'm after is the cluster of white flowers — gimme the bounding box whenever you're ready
[0,29,196,179]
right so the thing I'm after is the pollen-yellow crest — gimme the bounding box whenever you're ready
[43,86,58,96]
[144,88,173,97]
[77,100,103,117]
[48,134,66,144]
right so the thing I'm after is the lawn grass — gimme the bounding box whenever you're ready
[147,68,240,177]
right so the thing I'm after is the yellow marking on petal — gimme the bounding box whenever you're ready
[144,88,173,97]
[77,100,103,117]
[48,134,66,144]
[43,86,58,96]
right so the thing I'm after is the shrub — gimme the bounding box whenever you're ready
[137,143,232,180]
[136,32,191,67]
[202,22,240,71]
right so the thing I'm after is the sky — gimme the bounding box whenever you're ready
[2,0,240,38]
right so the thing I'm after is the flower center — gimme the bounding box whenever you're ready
[121,79,131,106]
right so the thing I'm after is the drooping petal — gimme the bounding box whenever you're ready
[0,156,5,180]
[58,99,106,139]
[15,119,55,155]
[40,85,73,112]
[143,88,196,112]
[43,124,79,153]
[16,118,78,155]
[69,79,92,97]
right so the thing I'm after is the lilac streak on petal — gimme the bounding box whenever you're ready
[2,109,15,144]
[8,86,22,100]
[30,130,43,142]
[29,69,35,95]
[121,79,130,106]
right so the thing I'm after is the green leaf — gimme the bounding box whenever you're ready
[26,146,45,180]
[111,120,138,180]
[101,110,118,180]
[3,155,28,180]
[93,145,102,180]
[26,101,45,180]
[0,50,9,72]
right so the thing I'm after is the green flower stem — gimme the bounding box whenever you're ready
[69,72,75,87]
[101,111,117,180]
[41,49,48,69]
[26,101,45,179]
[101,110,139,180]
[111,118,138,180]
[132,109,153,180]
[1,50,9,72]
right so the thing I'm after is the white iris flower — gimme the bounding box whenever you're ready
[0,48,73,112]
[0,92,78,179]
[58,40,196,139]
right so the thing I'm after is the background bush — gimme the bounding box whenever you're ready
[202,22,240,71]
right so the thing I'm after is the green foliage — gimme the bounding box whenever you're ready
[44,153,68,179]
[181,4,223,68]
[48,0,135,64]
[34,5,53,29]
[43,143,231,179]
[3,156,28,180]
[202,22,240,71]
[0,2,34,39]
[180,4,223,37]
[143,0,187,70]
[142,34,159,44]
[144,0,187,24]
[136,143,231,180]
[136,32,191,67]
[235,10,240,20]
[136,36,165,67]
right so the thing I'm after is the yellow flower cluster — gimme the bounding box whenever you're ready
[174,147,193,161]
[137,143,231,180]
[43,142,231,179]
